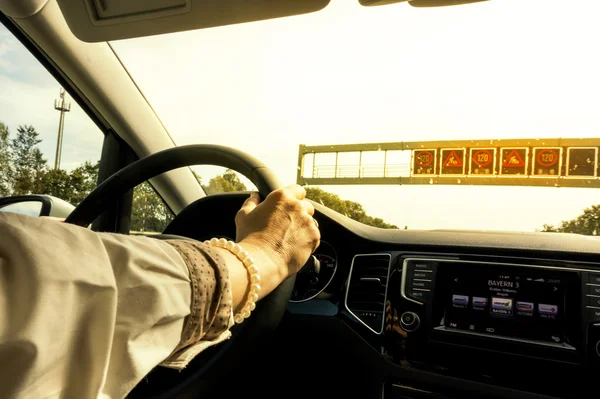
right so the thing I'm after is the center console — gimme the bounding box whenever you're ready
[383,256,600,397]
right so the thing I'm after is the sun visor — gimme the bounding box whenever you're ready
[55,0,330,42]
[0,0,49,18]
[359,0,487,6]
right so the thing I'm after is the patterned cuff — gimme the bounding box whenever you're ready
[163,240,233,355]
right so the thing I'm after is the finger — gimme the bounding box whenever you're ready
[305,217,321,252]
[300,199,315,216]
[312,234,321,253]
[283,184,307,200]
[239,192,260,214]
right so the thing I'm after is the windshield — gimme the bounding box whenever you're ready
[110,0,600,233]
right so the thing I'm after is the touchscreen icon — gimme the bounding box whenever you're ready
[539,304,558,317]
[516,301,534,315]
[491,297,513,316]
[452,295,469,308]
[472,297,488,309]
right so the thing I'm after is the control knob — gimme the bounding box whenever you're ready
[400,311,420,332]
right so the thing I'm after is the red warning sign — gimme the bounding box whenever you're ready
[502,150,525,167]
[413,150,436,175]
[500,148,528,176]
[440,148,465,175]
[443,150,463,167]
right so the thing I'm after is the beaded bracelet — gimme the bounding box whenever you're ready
[204,237,261,324]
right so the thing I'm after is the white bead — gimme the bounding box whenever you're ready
[248,292,258,302]
[251,274,261,284]
[245,258,255,267]
[249,302,256,311]
[251,283,261,293]
[231,245,242,255]
[225,241,235,250]
[238,251,249,261]
[247,265,258,275]
[203,240,210,245]
[234,313,244,324]
[242,308,251,318]
[218,238,227,247]
[210,237,219,246]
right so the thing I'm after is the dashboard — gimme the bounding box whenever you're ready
[287,205,600,399]
[164,192,600,399]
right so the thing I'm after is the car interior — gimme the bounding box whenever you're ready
[1,0,599,398]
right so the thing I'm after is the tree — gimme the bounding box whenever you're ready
[10,125,47,195]
[130,182,174,232]
[542,205,600,236]
[0,123,11,196]
[0,122,395,232]
[33,168,73,200]
[305,187,397,229]
[32,161,99,205]
[195,171,397,229]
[203,169,247,194]
[68,161,99,205]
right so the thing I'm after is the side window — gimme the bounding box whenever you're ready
[0,24,103,204]
[130,182,174,233]
[0,23,175,233]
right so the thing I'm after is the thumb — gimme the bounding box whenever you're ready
[239,191,260,214]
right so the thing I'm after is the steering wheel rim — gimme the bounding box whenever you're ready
[65,144,296,395]
[65,144,280,227]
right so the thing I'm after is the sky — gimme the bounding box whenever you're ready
[0,26,103,171]
[2,0,600,231]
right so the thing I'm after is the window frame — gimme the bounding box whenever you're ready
[0,13,169,233]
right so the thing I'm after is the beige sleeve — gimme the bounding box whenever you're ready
[0,213,232,399]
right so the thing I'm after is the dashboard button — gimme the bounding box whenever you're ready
[407,288,431,302]
[407,260,435,271]
[411,270,433,279]
[587,295,600,308]
[587,284,600,296]
[590,274,600,285]
[401,312,415,325]
[400,311,420,332]
[409,278,433,289]
[589,307,600,322]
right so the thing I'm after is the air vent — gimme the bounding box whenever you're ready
[345,253,392,334]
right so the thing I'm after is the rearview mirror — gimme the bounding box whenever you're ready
[0,195,75,218]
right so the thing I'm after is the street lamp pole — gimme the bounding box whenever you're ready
[54,88,71,169]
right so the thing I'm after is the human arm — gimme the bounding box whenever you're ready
[0,185,319,398]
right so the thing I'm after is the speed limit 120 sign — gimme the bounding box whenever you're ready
[532,147,562,176]
[413,150,437,175]
[469,148,496,175]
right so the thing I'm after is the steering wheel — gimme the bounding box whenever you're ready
[65,144,295,397]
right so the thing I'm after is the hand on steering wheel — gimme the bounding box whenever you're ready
[236,185,321,279]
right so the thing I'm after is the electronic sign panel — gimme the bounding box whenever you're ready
[413,149,437,175]
[440,148,465,175]
[500,148,528,176]
[567,147,597,177]
[469,148,496,175]
[532,147,561,176]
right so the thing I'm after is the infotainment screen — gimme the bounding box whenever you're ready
[438,263,580,346]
